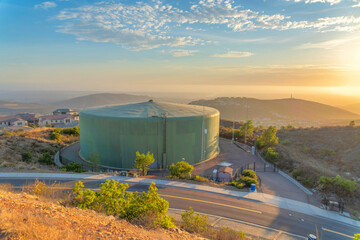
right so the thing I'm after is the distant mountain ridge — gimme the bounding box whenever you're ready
[190,97,359,123]
[54,93,151,110]
[0,100,54,116]
[341,103,360,115]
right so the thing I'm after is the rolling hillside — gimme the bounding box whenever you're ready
[341,103,360,115]
[190,97,359,127]
[0,100,54,116]
[54,93,151,110]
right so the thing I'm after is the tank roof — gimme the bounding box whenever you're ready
[80,101,219,118]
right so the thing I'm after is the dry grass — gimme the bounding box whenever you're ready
[277,126,360,213]
[277,126,360,179]
[0,189,203,240]
[0,128,76,172]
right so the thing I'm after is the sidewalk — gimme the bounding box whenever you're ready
[0,172,359,228]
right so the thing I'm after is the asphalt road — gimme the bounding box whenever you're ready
[0,178,358,240]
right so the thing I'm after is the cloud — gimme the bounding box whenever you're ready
[353,0,360,7]
[298,36,360,49]
[55,0,360,50]
[286,0,342,5]
[212,51,254,58]
[35,1,57,10]
[169,49,199,57]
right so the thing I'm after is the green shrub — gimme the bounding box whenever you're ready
[242,169,257,180]
[181,207,209,233]
[50,131,61,141]
[319,175,357,197]
[1,131,14,137]
[61,127,80,136]
[38,152,53,165]
[239,176,258,187]
[263,147,278,163]
[169,161,193,178]
[62,163,84,172]
[231,181,245,189]
[191,175,209,182]
[72,180,175,229]
[21,152,32,163]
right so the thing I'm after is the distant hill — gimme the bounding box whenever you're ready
[190,97,359,126]
[0,100,54,116]
[341,103,360,115]
[54,93,151,109]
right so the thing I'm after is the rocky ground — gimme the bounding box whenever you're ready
[0,188,204,240]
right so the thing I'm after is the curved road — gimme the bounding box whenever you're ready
[0,178,358,240]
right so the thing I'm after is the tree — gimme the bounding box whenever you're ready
[256,126,279,149]
[235,120,254,142]
[134,151,155,176]
[349,120,355,127]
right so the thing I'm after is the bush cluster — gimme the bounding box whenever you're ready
[62,163,84,172]
[181,207,208,233]
[190,175,209,182]
[319,175,357,198]
[61,127,80,136]
[21,152,32,163]
[50,131,61,141]
[169,161,193,178]
[50,127,80,141]
[232,169,258,188]
[72,180,175,228]
[38,153,53,165]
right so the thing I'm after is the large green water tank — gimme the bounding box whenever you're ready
[80,100,219,169]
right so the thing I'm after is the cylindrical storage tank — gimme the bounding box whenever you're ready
[79,100,220,169]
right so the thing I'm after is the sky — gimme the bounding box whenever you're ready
[0,0,360,104]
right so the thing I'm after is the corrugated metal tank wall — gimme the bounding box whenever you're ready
[79,104,219,169]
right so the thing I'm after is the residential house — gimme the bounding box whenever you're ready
[39,114,76,127]
[0,116,28,128]
[16,113,39,125]
[53,108,79,121]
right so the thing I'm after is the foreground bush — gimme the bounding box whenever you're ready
[169,161,193,178]
[181,207,208,233]
[72,180,175,228]
[212,227,246,240]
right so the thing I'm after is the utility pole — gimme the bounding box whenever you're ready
[245,98,248,145]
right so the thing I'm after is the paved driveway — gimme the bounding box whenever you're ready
[193,138,316,204]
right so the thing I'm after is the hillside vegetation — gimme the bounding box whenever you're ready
[0,128,79,171]
[0,188,199,240]
[275,126,360,214]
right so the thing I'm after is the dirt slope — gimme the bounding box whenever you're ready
[0,190,202,240]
